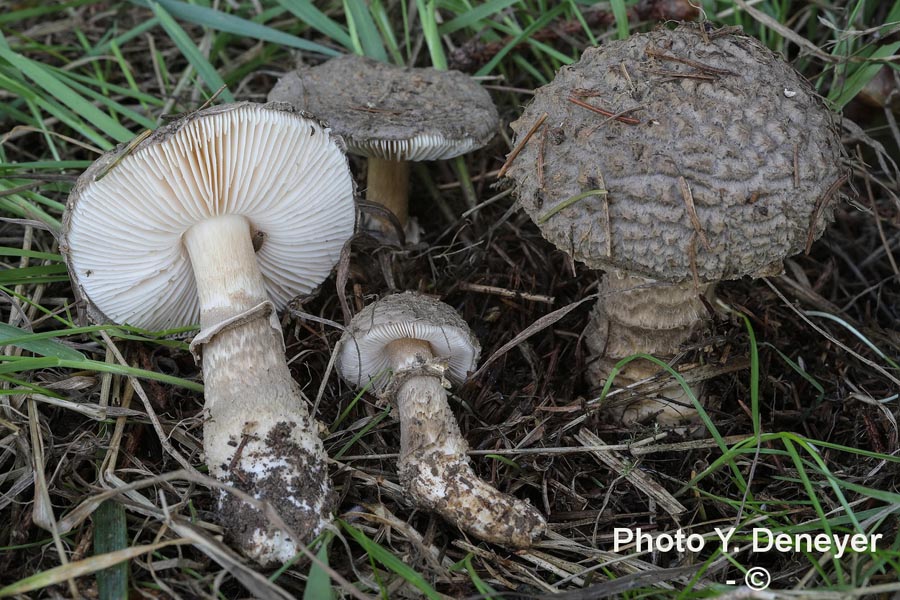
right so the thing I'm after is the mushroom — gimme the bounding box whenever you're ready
[61,102,356,564]
[505,24,845,425]
[336,292,546,547]
[269,54,499,233]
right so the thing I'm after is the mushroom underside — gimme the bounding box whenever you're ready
[63,104,355,565]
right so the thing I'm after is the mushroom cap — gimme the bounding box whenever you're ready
[337,292,480,393]
[507,24,845,284]
[62,102,356,331]
[268,55,499,161]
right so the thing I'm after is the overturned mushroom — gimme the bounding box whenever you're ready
[336,292,546,547]
[506,24,845,425]
[62,103,356,564]
[269,55,499,233]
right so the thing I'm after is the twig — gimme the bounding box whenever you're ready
[645,45,736,76]
[457,282,555,304]
[567,95,641,125]
[27,399,80,599]
[576,429,686,517]
[856,146,899,278]
[678,176,710,251]
[537,124,547,189]
[805,172,848,254]
[602,183,612,258]
[762,279,900,387]
[460,188,513,218]
[470,292,600,381]
[349,106,405,115]
[95,128,153,181]
[99,331,200,475]
[197,83,228,111]
[520,550,585,587]
[730,0,836,62]
[227,432,253,479]
[688,232,700,290]
[638,67,718,81]
[337,435,752,461]
[497,112,547,178]
[0,181,46,198]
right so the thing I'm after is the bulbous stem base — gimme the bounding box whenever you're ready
[585,271,713,426]
[387,340,546,547]
[183,214,333,565]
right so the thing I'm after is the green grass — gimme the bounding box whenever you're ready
[0,1,897,598]
[588,298,898,595]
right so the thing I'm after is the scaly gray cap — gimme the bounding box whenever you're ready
[269,55,499,162]
[337,292,480,393]
[61,102,356,331]
[507,24,845,284]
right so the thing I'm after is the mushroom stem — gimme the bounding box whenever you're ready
[183,214,332,565]
[366,157,410,228]
[385,339,546,547]
[585,271,713,425]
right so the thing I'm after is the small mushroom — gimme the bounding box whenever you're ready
[269,55,499,232]
[336,292,546,547]
[62,103,356,564]
[505,25,845,425]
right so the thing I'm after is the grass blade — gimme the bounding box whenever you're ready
[0,538,187,597]
[369,0,403,64]
[339,520,441,600]
[0,0,94,25]
[131,0,340,57]
[93,501,128,600]
[474,2,568,76]
[344,0,388,62]
[50,68,158,131]
[0,323,85,361]
[87,18,160,57]
[302,532,334,600]
[0,356,203,392]
[0,70,109,150]
[417,0,447,69]
[275,0,351,49]
[0,247,61,262]
[438,0,521,35]
[149,2,236,103]
[0,263,69,285]
[609,0,629,40]
[829,42,900,110]
[0,46,133,143]
[451,554,497,599]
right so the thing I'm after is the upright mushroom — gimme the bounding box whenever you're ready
[336,292,546,547]
[269,54,499,232]
[62,102,356,564]
[505,25,845,424]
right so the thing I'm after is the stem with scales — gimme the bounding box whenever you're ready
[585,271,713,426]
[384,338,546,547]
[182,214,333,565]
